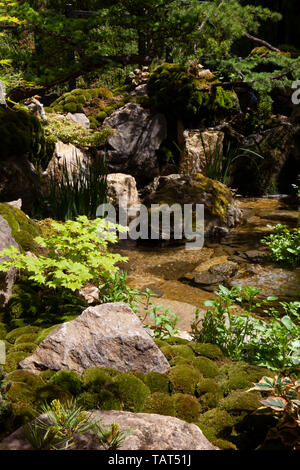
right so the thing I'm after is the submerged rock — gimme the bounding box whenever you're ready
[20,302,170,375]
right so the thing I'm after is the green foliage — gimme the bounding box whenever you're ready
[92,420,131,450]
[192,285,300,370]
[248,375,300,450]
[144,301,179,339]
[0,216,128,292]
[98,271,142,313]
[261,224,300,268]
[147,63,235,125]
[44,155,108,221]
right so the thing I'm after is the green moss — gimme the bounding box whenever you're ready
[11,342,38,354]
[39,370,56,381]
[192,356,219,378]
[49,370,83,395]
[196,378,223,410]
[164,337,190,346]
[197,408,234,438]
[97,389,122,411]
[167,365,202,395]
[107,373,150,412]
[78,392,100,410]
[5,326,41,344]
[0,107,50,169]
[35,325,60,344]
[0,203,41,252]
[147,63,235,125]
[143,392,175,416]
[4,351,29,372]
[82,368,113,393]
[143,372,170,393]
[15,333,39,345]
[188,343,224,360]
[212,439,237,450]
[6,382,36,404]
[5,369,44,389]
[154,338,168,349]
[160,345,194,362]
[0,323,7,340]
[11,402,37,428]
[35,384,72,404]
[173,393,202,423]
[219,391,261,414]
[217,362,275,394]
[96,111,107,122]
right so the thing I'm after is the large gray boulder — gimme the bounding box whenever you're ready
[20,302,170,374]
[0,216,19,308]
[0,410,218,450]
[102,102,167,185]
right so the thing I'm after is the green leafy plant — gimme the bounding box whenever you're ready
[144,302,179,339]
[261,224,300,268]
[0,216,128,292]
[200,134,264,185]
[248,375,300,450]
[192,285,300,370]
[23,398,95,450]
[45,155,108,221]
[92,420,131,450]
[98,271,142,313]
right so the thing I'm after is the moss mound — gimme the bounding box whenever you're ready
[217,362,275,394]
[188,343,224,360]
[0,203,41,252]
[4,351,29,373]
[192,356,219,378]
[173,393,202,422]
[11,342,37,354]
[82,368,113,393]
[219,391,261,414]
[143,392,175,416]
[196,378,223,410]
[197,408,234,438]
[78,392,100,410]
[5,370,44,390]
[49,370,83,395]
[147,63,237,125]
[0,106,50,168]
[143,371,170,393]
[160,344,195,362]
[107,373,150,412]
[97,389,122,411]
[167,365,202,395]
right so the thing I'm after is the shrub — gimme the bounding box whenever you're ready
[261,224,300,267]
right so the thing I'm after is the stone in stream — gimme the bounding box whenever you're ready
[19,302,170,375]
[0,410,218,450]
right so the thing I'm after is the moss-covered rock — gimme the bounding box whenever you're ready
[143,371,170,393]
[192,356,219,378]
[0,106,50,169]
[188,343,224,360]
[147,63,237,125]
[0,203,41,252]
[212,438,237,450]
[173,393,202,423]
[167,365,202,395]
[143,392,175,416]
[197,408,234,438]
[82,368,113,393]
[49,370,83,395]
[219,391,261,414]
[107,373,150,412]
[11,402,37,428]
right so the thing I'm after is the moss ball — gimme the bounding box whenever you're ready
[5,370,44,390]
[143,392,175,416]
[192,356,219,378]
[6,326,41,345]
[169,357,194,367]
[0,323,7,340]
[164,337,190,346]
[39,370,57,381]
[49,370,83,395]
[212,439,237,450]
[160,345,194,362]
[167,365,202,395]
[11,403,37,428]
[217,362,274,394]
[35,384,72,404]
[173,394,202,423]
[82,368,113,393]
[154,338,168,349]
[219,391,261,414]
[97,389,122,411]
[107,373,150,412]
[78,392,100,410]
[12,342,38,354]
[143,372,170,393]
[197,408,234,438]
[96,111,107,122]
[4,351,29,373]
[15,333,39,345]
[196,378,223,410]
[188,343,224,360]
[6,382,36,404]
